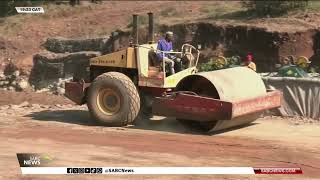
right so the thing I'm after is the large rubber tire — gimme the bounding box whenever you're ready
[87,72,140,126]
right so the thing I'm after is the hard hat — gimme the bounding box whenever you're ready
[295,56,310,69]
[166,31,173,36]
[246,54,253,61]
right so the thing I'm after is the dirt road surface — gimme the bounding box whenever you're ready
[0,92,319,180]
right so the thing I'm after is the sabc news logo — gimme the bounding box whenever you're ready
[15,7,44,14]
[24,156,41,166]
[17,153,54,167]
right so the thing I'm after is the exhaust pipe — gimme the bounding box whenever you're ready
[132,14,139,45]
[147,12,154,43]
[111,31,119,52]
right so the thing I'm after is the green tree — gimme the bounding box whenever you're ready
[0,0,11,17]
[69,0,80,6]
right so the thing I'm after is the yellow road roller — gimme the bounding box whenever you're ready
[65,13,281,132]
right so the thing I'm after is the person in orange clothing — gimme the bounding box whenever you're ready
[242,53,256,71]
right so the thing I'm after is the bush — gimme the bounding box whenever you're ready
[198,56,241,72]
[242,0,309,16]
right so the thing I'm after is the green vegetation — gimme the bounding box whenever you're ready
[200,2,244,19]
[198,59,225,72]
[304,1,320,12]
[198,1,320,20]
[198,56,241,72]
[242,0,309,16]
[1,1,320,37]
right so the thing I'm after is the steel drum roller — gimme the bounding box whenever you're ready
[175,67,268,132]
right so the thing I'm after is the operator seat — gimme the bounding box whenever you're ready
[148,50,159,67]
[148,50,164,78]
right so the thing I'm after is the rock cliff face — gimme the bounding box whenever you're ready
[27,22,320,94]
[0,63,30,92]
[158,23,320,72]
[28,30,133,92]
[29,36,110,92]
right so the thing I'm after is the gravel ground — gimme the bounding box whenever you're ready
[0,91,319,180]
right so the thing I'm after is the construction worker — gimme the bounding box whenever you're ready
[156,31,181,75]
[242,53,256,72]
